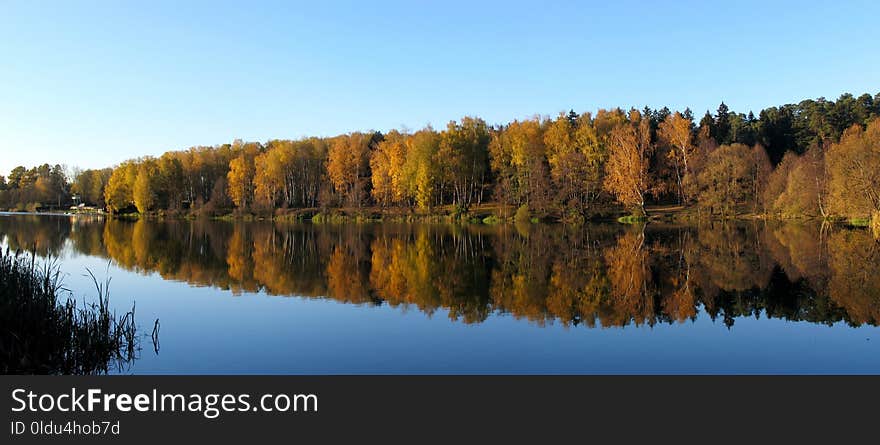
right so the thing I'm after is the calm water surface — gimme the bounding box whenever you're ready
[1,213,878,374]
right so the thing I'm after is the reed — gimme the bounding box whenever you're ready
[0,248,145,374]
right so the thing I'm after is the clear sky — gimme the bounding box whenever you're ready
[1,0,878,176]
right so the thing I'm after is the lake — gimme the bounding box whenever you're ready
[1,213,878,374]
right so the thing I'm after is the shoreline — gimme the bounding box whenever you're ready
[3,206,873,229]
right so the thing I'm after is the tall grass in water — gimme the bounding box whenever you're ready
[0,248,140,374]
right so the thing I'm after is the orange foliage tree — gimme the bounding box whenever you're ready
[602,111,653,216]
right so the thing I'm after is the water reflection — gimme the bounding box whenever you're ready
[1,214,877,329]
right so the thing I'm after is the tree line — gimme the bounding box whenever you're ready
[1,91,878,222]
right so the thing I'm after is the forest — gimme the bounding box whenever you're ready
[1,92,879,227]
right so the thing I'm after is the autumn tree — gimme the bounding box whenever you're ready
[253,138,326,209]
[543,112,577,185]
[489,117,551,213]
[327,133,373,207]
[105,161,138,213]
[488,124,518,207]
[775,144,828,217]
[751,144,773,214]
[437,117,490,208]
[404,127,440,209]
[254,143,286,208]
[763,151,799,215]
[657,112,696,203]
[593,108,628,140]
[0,165,68,210]
[543,111,604,216]
[158,153,185,209]
[175,144,237,208]
[694,144,756,217]
[370,130,409,207]
[133,158,160,213]
[602,110,653,215]
[227,142,260,209]
[71,168,111,207]
[69,169,87,203]
[825,118,880,217]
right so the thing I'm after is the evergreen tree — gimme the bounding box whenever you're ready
[714,102,731,145]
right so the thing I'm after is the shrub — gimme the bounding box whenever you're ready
[482,215,501,225]
[849,217,870,227]
[618,214,648,224]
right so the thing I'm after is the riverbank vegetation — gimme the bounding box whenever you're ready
[0,249,142,374]
[1,92,878,224]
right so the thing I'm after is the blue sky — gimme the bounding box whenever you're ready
[1,0,878,176]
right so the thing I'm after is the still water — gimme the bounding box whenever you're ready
[1,213,878,374]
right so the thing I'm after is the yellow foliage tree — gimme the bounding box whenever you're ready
[657,112,695,203]
[602,111,653,215]
[327,133,372,207]
[105,161,138,213]
[227,153,255,209]
[133,158,160,213]
[370,130,409,207]
[825,118,880,218]
[543,112,604,215]
[405,128,440,210]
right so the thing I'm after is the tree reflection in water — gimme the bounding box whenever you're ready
[1,215,877,329]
